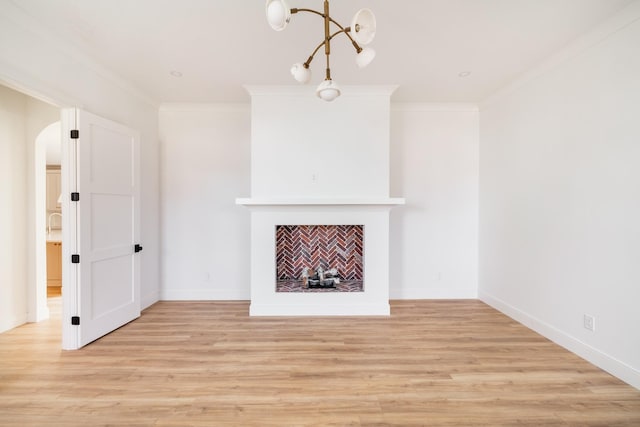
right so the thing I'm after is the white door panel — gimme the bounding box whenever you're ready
[90,194,133,250]
[87,124,134,190]
[62,108,141,349]
[91,256,134,318]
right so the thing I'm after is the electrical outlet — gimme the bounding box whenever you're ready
[583,314,595,331]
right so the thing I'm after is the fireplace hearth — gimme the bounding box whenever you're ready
[276,280,363,292]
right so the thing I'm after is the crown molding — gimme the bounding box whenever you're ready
[244,85,398,98]
[391,102,479,112]
[159,103,250,113]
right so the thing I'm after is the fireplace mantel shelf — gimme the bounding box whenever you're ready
[236,197,405,206]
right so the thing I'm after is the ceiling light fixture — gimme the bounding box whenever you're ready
[266,0,377,102]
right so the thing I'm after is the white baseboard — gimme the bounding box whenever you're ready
[160,288,250,301]
[390,287,478,299]
[250,303,390,316]
[480,290,640,390]
[0,313,28,334]
[31,303,50,323]
[141,291,160,310]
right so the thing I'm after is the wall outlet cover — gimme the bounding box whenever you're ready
[583,314,595,331]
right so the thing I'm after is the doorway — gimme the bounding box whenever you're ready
[1,82,142,350]
[0,83,60,332]
[39,121,63,313]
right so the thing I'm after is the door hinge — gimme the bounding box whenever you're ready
[71,192,80,201]
[71,316,80,325]
[134,244,143,253]
[70,129,79,139]
[71,254,80,264]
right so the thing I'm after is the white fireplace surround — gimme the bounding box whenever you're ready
[236,198,404,315]
[240,85,401,316]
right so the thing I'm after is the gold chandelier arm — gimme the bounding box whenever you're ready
[291,8,324,18]
[325,16,361,51]
[303,29,359,68]
[291,8,363,53]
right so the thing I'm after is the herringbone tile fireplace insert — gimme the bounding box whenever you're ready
[275,225,364,292]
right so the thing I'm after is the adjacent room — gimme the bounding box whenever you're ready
[1,0,639,425]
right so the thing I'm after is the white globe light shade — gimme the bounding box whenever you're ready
[351,8,376,45]
[290,63,312,84]
[266,0,291,31]
[356,47,376,68]
[316,80,341,102]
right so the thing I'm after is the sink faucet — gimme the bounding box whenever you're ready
[47,212,62,235]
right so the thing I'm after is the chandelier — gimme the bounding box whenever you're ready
[265,0,377,102]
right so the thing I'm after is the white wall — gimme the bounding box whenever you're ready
[479,3,640,389]
[0,84,59,332]
[0,2,161,315]
[247,86,395,198]
[0,85,29,332]
[390,104,479,299]
[41,122,61,166]
[159,104,251,300]
[159,102,478,300]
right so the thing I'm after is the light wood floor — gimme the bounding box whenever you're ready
[1,299,639,426]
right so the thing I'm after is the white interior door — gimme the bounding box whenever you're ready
[61,108,141,349]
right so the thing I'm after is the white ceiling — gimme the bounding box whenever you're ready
[10,0,633,103]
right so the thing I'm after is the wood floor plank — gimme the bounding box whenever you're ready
[1,299,639,426]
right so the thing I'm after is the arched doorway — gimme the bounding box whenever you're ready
[35,121,62,322]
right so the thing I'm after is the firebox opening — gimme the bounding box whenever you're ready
[275,225,364,293]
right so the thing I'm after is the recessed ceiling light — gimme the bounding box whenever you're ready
[170,70,183,77]
[458,71,471,77]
